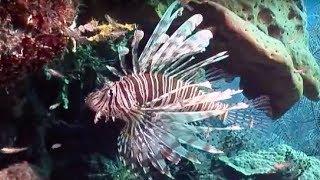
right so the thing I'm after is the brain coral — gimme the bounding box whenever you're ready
[0,0,76,88]
[190,0,320,118]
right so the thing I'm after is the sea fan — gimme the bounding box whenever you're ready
[85,1,272,178]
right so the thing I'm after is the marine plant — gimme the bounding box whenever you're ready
[85,1,272,178]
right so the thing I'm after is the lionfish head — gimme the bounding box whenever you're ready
[85,84,114,115]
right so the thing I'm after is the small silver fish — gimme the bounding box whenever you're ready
[0,147,28,154]
[51,143,62,149]
[46,69,65,78]
[49,103,61,110]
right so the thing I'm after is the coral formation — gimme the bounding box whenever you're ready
[273,96,320,156]
[67,18,135,52]
[0,0,76,87]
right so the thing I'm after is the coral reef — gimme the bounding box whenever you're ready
[0,0,77,87]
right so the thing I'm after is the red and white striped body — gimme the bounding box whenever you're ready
[86,72,229,122]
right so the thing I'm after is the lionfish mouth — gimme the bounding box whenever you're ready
[85,91,104,112]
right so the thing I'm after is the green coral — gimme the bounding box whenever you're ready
[218,144,320,179]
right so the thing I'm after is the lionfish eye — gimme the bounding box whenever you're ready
[109,90,113,97]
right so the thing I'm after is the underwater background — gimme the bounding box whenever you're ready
[0,0,320,179]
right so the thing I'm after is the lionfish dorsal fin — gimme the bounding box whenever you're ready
[118,46,130,75]
[131,30,144,73]
[149,14,204,70]
[138,1,183,72]
[132,0,229,84]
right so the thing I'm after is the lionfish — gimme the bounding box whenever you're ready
[85,1,272,178]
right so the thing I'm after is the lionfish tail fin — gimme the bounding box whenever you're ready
[223,95,273,131]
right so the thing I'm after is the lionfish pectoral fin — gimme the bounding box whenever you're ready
[205,66,236,84]
[154,112,225,154]
[164,123,224,154]
[146,89,242,111]
[117,111,206,178]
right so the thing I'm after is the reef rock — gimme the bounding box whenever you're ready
[194,0,320,118]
